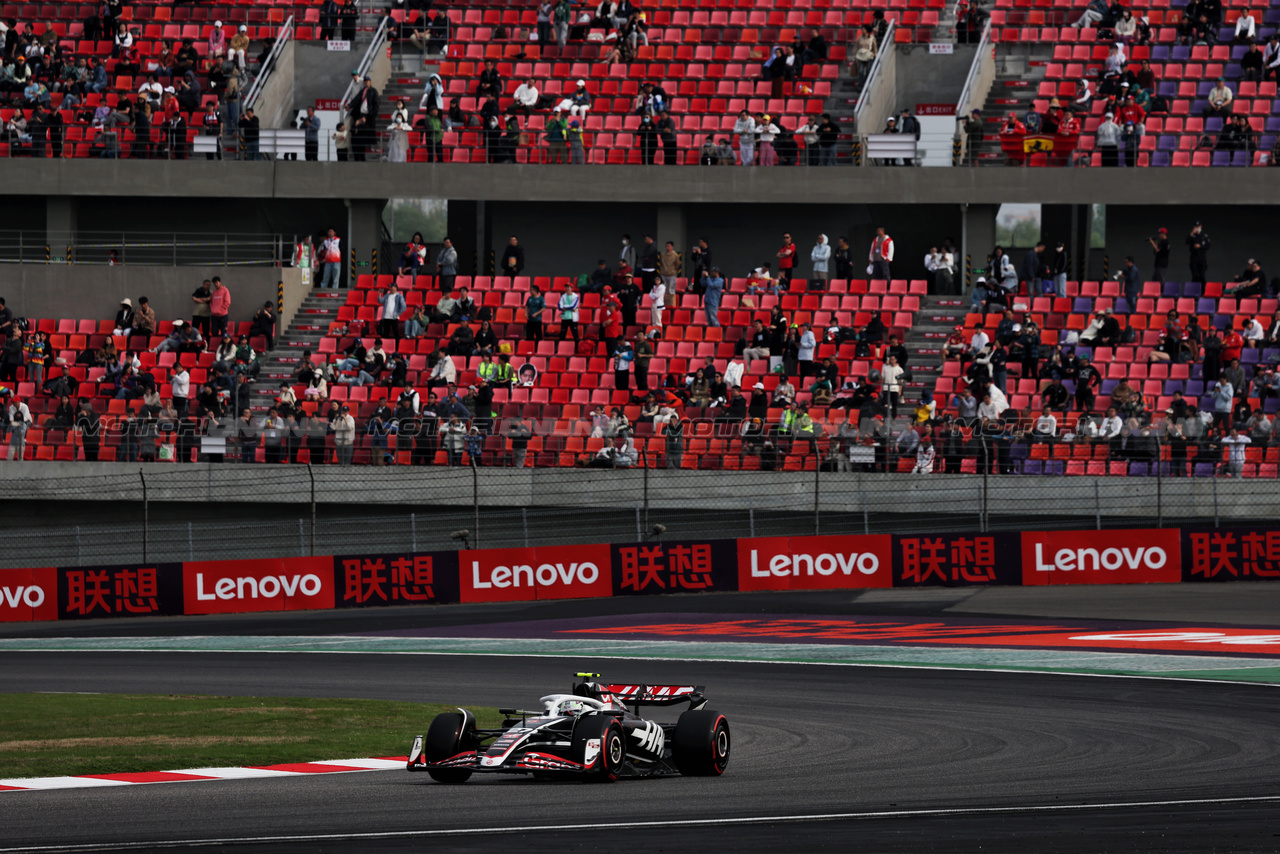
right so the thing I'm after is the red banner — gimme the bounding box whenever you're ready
[736,535,893,591]
[1021,529,1181,585]
[0,567,57,622]
[460,544,612,603]
[182,558,334,615]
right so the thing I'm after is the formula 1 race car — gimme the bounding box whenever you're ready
[407,673,730,783]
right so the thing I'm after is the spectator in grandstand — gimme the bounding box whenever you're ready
[557,281,582,342]
[1072,0,1107,29]
[1187,222,1211,285]
[227,24,250,72]
[238,107,260,161]
[210,278,231,338]
[1095,111,1121,167]
[348,75,380,161]
[869,227,894,281]
[377,282,406,340]
[636,112,659,164]
[756,113,780,166]
[853,24,877,83]
[1204,78,1233,118]
[1227,258,1267,297]
[1114,255,1140,313]
[733,110,756,165]
[477,59,503,102]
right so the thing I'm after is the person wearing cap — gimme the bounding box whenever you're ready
[757,112,780,166]
[1147,227,1170,283]
[222,23,248,71]
[1204,77,1233,118]
[545,106,569,163]
[209,20,226,59]
[1263,34,1280,82]
[113,298,135,336]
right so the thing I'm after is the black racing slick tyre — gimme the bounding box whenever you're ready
[424,711,475,784]
[673,709,731,777]
[572,715,625,783]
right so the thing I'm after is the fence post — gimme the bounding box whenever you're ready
[748,500,756,538]
[1156,435,1163,528]
[472,458,480,549]
[308,463,316,556]
[188,521,195,562]
[1095,480,1101,530]
[1212,475,1219,528]
[411,512,418,552]
[859,471,868,536]
[642,449,650,537]
[139,469,148,562]
[980,437,988,533]
[813,459,820,536]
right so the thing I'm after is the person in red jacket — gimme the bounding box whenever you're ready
[1221,327,1245,364]
[868,226,894,280]
[600,285,624,357]
[776,232,797,290]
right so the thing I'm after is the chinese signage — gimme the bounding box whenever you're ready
[3,527,1278,623]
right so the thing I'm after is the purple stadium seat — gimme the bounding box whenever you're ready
[1205,117,1224,133]
[1072,297,1093,313]
[1231,150,1250,166]
[1162,281,1181,296]
[1193,462,1216,477]
[1152,152,1171,166]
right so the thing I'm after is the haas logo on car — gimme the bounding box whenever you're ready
[183,558,334,614]
[737,536,893,591]
[1020,530,1181,585]
[630,720,665,759]
[460,545,612,603]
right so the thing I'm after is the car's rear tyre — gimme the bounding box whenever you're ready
[673,709,730,776]
[424,711,475,784]
[572,715,625,783]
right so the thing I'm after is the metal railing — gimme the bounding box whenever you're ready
[244,15,296,112]
[853,20,896,135]
[0,439,1274,568]
[0,231,289,265]
[340,14,392,118]
[953,19,995,166]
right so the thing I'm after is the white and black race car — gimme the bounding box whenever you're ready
[407,673,730,783]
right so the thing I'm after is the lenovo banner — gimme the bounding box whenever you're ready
[893,532,1021,587]
[182,557,334,615]
[610,539,738,596]
[460,543,613,603]
[1181,527,1280,582]
[736,535,893,591]
[335,550,460,607]
[57,563,184,620]
[1021,529,1182,585]
[0,567,57,622]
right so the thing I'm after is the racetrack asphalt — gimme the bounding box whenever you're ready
[2,585,1280,853]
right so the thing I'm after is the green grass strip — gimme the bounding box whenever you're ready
[0,694,501,779]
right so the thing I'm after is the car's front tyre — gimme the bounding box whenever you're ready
[572,715,625,783]
[423,711,476,784]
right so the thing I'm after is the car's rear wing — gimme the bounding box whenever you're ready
[599,683,707,710]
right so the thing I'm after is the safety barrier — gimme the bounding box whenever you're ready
[0,525,1273,623]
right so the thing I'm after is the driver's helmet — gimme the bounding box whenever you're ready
[556,699,587,717]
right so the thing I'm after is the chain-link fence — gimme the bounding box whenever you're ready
[1,445,1277,568]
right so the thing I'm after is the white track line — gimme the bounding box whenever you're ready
[4,794,1280,852]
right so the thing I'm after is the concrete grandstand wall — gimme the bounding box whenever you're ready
[0,461,1274,569]
[1,267,285,328]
